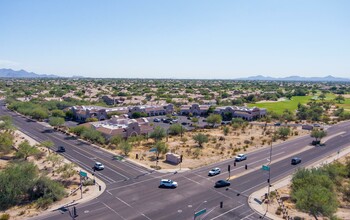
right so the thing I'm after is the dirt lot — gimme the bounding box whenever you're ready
[126,124,310,170]
[0,130,98,219]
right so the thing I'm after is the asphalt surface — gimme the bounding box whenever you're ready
[1,100,350,220]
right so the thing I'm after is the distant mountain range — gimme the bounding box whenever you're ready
[0,68,60,78]
[236,75,350,82]
[1,68,349,81]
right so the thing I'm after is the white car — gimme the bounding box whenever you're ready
[235,154,247,162]
[208,167,221,176]
[94,162,104,170]
[159,179,178,188]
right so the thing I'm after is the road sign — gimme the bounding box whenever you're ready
[79,170,87,177]
[149,148,157,152]
[194,208,206,217]
[262,165,270,171]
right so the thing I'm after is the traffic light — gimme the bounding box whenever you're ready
[220,201,223,208]
[245,164,248,170]
[228,164,231,172]
[99,185,102,191]
[267,179,270,183]
[180,155,183,163]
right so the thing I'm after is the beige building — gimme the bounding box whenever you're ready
[90,115,153,139]
[179,104,210,116]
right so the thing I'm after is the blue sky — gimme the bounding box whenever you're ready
[1,0,349,78]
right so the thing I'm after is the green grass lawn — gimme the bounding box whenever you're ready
[336,98,350,111]
[247,96,312,114]
[248,94,350,114]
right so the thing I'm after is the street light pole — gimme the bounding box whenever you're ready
[262,125,275,219]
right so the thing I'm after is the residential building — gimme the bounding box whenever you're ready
[214,106,266,120]
[179,104,210,116]
[89,115,153,139]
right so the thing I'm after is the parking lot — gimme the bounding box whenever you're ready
[147,115,208,131]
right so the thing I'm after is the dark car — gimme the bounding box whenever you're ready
[215,180,231,188]
[274,122,281,126]
[57,146,66,152]
[291,157,301,165]
[163,118,172,123]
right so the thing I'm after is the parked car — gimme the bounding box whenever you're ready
[181,122,188,125]
[235,154,247,162]
[159,179,178,188]
[94,162,105,170]
[274,122,281,126]
[313,123,321,127]
[208,168,221,176]
[163,118,172,123]
[57,146,66,152]
[291,157,301,165]
[215,180,230,188]
[153,118,161,122]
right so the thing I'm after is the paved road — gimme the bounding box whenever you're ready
[1,100,350,220]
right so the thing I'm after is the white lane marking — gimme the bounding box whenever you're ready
[115,196,152,220]
[64,154,115,184]
[241,212,256,220]
[102,202,126,220]
[121,160,150,174]
[210,204,245,220]
[115,196,132,207]
[72,149,130,180]
[182,175,201,185]
[107,173,173,192]
[29,125,141,178]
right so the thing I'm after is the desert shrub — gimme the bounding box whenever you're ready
[35,197,53,209]
[0,214,10,220]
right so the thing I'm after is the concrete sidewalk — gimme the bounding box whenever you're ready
[249,144,350,220]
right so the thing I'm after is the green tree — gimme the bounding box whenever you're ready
[311,129,327,143]
[28,176,66,209]
[206,114,222,127]
[49,117,65,127]
[277,127,290,140]
[149,126,166,142]
[318,93,326,101]
[0,132,14,155]
[51,109,65,118]
[154,141,168,158]
[293,185,337,219]
[334,95,345,103]
[168,123,184,136]
[109,135,123,148]
[0,116,15,132]
[193,133,209,148]
[15,140,40,160]
[30,108,49,120]
[0,161,38,210]
[119,141,132,156]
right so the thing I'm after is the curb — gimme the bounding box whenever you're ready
[248,144,350,220]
